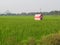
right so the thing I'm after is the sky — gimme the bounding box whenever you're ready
[0,0,60,13]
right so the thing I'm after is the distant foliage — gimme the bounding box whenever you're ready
[0,10,60,16]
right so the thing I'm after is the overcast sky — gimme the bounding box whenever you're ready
[0,0,60,13]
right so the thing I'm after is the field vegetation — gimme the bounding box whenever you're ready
[0,15,60,45]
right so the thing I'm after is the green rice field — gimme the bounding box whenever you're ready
[0,15,60,45]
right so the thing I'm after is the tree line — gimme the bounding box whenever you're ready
[0,10,60,16]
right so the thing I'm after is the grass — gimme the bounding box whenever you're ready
[0,15,60,45]
[40,33,60,45]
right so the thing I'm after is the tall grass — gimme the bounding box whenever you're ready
[0,16,60,45]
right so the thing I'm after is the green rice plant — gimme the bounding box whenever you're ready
[0,15,60,45]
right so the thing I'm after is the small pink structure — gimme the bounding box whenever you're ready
[34,14,43,20]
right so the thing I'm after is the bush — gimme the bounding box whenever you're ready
[40,33,60,45]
